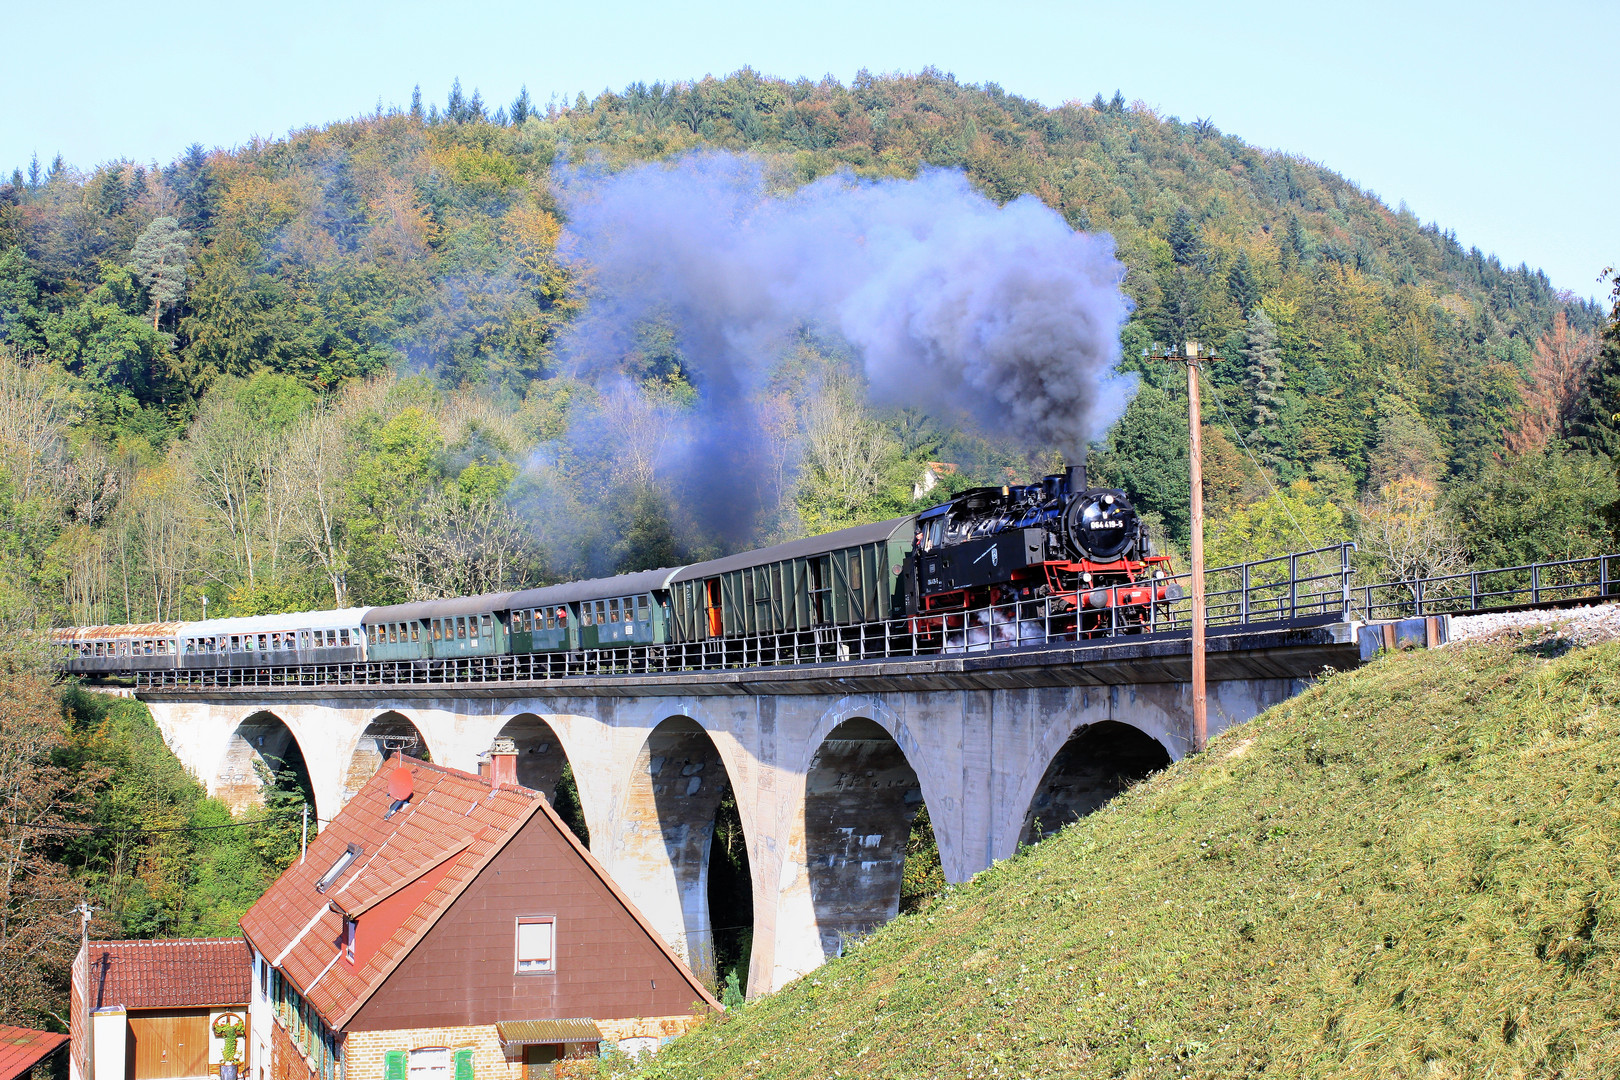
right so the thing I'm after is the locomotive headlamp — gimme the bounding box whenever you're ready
[1104,494,1115,505]
[1082,572,1093,583]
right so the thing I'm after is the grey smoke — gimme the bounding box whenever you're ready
[553,152,1134,538]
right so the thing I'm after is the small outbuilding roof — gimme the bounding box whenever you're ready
[495,1019,603,1046]
[0,1026,68,1080]
[83,938,252,1010]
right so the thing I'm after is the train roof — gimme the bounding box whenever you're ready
[180,608,371,637]
[508,567,683,609]
[364,591,521,625]
[52,622,184,643]
[669,517,912,583]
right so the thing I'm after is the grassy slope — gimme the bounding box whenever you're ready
[641,640,1620,1079]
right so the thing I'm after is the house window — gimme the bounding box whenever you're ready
[342,917,357,962]
[407,1048,450,1080]
[515,917,555,973]
[258,956,268,999]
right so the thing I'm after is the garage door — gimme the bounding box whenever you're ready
[129,1010,209,1080]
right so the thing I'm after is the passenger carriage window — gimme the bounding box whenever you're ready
[637,596,649,621]
[468,617,478,641]
[340,628,351,646]
[583,604,595,627]
[431,620,441,641]
[457,617,467,640]
[610,598,622,622]
[410,623,420,643]
[482,613,493,638]
[387,624,397,644]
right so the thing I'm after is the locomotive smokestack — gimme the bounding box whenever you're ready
[1067,463,1087,493]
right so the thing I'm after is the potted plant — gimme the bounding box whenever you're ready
[213,1014,246,1080]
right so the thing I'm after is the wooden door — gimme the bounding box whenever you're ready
[129,1010,209,1079]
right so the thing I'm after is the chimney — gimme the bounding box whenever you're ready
[489,736,518,788]
[477,757,491,781]
[1066,463,1087,494]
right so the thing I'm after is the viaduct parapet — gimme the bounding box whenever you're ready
[139,621,1358,996]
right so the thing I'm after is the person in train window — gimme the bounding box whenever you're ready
[409,623,420,643]
[457,617,467,640]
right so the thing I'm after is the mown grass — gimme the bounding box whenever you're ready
[632,639,1620,1079]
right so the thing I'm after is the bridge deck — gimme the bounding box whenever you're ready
[137,618,1359,701]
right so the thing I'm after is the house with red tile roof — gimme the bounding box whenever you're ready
[239,740,718,1080]
[0,1024,69,1080]
[69,937,252,1080]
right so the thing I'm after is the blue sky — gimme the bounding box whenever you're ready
[6,0,1614,299]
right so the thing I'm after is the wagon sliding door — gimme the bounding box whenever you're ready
[705,579,723,638]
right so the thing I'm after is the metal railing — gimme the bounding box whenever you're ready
[131,543,1358,691]
[1354,552,1620,621]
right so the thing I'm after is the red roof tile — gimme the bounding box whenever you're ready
[0,1026,67,1080]
[240,756,544,1029]
[84,938,250,1010]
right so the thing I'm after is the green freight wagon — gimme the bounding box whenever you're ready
[507,569,680,652]
[667,518,913,642]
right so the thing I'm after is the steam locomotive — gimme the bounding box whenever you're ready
[911,465,1176,649]
[55,465,1175,676]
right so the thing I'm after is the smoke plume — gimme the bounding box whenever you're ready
[553,153,1134,538]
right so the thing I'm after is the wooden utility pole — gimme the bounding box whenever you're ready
[1185,342,1208,752]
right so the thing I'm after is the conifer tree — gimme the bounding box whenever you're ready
[129,217,191,330]
[1245,306,1284,465]
[1168,206,1199,267]
[510,85,533,126]
[1566,277,1620,459]
[410,84,424,121]
[1227,249,1259,314]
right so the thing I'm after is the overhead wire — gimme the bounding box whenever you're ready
[7,805,326,838]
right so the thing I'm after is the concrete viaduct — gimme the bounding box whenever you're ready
[138,620,1359,998]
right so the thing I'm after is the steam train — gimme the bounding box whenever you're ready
[55,466,1176,677]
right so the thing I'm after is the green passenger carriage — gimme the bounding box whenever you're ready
[364,592,518,661]
[507,569,679,653]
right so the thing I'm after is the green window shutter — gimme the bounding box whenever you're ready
[453,1049,474,1080]
[385,1051,407,1080]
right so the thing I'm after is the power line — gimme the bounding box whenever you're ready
[6,806,328,838]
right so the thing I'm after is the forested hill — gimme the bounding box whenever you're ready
[0,69,1613,626]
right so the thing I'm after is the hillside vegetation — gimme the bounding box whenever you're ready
[633,636,1620,1079]
[0,70,1616,626]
